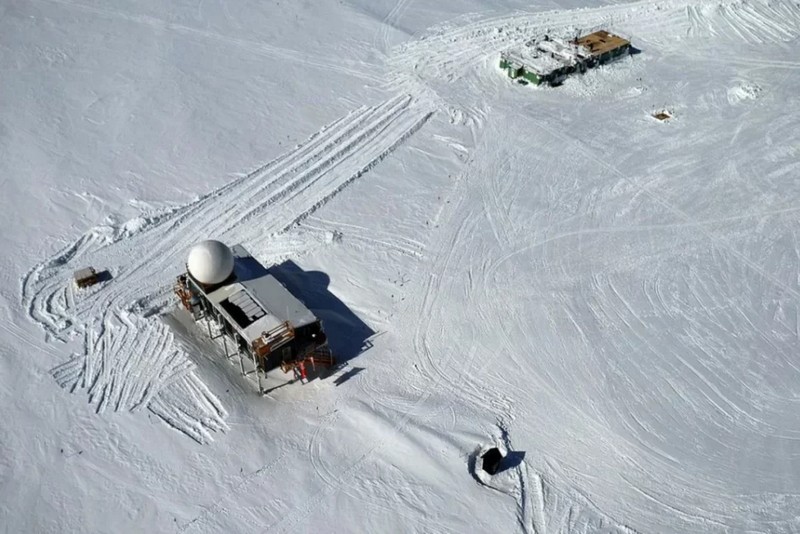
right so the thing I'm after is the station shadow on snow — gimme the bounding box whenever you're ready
[267,260,375,372]
[165,259,373,397]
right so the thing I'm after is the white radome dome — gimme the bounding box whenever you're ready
[187,240,234,285]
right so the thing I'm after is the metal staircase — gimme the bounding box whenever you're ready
[252,321,295,357]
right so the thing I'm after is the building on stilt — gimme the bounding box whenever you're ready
[174,240,335,394]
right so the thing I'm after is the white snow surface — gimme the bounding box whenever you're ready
[3,0,800,532]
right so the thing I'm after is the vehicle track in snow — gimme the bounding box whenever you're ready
[300,216,425,258]
[264,176,511,531]
[448,90,800,529]
[387,0,800,89]
[391,150,638,533]
[256,2,800,529]
[517,464,639,534]
[36,0,383,83]
[16,0,800,529]
[21,94,432,443]
[372,0,415,56]
[686,0,800,43]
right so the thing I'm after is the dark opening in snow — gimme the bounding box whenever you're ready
[481,447,504,475]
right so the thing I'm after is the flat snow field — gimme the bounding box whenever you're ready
[3,0,800,532]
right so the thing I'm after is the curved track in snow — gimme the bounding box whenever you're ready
[21,94,432,442]
[16,0,800,530]
[391,83,800,532]
[321,3,800,529]
[266,2,800,530]
[387,0,800,88]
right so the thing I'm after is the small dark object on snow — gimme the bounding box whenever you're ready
[74,267,99,289]
[481,447,504,475]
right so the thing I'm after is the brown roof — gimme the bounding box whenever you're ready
[574,30,630,57]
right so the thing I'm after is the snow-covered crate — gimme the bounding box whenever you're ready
[73,267,98,288]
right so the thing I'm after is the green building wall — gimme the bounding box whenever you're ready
[522,71,541,85]
[500,58,542,85]
[500,41,633,87]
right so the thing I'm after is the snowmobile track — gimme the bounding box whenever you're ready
[21,94,432,443]
[387,0,800,88]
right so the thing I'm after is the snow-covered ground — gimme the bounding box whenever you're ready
[3,0,800,532]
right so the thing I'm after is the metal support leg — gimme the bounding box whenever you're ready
[251,351,263,395]
[222,330,228,358]
[238,348,245,376]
